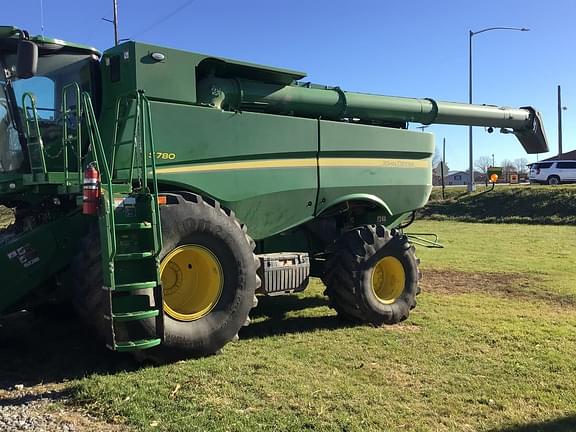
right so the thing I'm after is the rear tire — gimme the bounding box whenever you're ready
[72,226,106,336]
[324,225,420,325]
[547,175,560,186]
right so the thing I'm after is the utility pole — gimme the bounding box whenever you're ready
[113,0,119,46]
[558,85,563,157]
[103,0,120,46]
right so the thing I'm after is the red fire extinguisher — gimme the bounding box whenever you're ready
[83,164,101,215]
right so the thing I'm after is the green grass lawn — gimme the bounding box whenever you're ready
[69,221,576,432]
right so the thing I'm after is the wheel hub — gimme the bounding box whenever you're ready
[371,256,406,304]
[160,245,223,321]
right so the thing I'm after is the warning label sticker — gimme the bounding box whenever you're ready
[7,243,41,268]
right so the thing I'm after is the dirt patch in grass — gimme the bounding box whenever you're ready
[381,322,422,333]
[421,269,575,307]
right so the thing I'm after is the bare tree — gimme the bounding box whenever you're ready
[432,146,442,168]
[474,155,492,186]
[432,147,449,185]
[474,155,492,175]
[513,157,528,174]
[501,159,515,176]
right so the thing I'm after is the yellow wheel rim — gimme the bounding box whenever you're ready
[371,256,406,304]
[160,245,223,321]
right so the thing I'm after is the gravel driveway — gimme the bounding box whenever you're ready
[0,311,136,431]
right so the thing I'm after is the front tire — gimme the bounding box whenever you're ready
[324,225,420,325]
[72,193,260,361]
[152,193,260,358]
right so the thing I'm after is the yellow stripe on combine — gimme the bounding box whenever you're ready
[155,157,429,174]
[156,158,316,174]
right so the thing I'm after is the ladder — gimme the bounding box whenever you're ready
[80,91,164,352]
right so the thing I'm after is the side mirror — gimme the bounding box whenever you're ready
[16,40,38,79]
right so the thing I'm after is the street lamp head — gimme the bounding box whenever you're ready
[471,26,530,36]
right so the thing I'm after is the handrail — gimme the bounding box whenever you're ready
[141,93,163,255]
[81,91,117,260]
[61,83,82,186]
[137,91,147,189]
[21,92,47,174]
[110,97,122,174]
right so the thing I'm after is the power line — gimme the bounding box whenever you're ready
[131,0,199,38]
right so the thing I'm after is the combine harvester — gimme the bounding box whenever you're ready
[0,26,547,360]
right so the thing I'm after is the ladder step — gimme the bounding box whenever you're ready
[113,338,162,352]
[110,309,160,322]
[115,222,152,231]
[112,281,158,291]
[115,114,137,122]
[113,140,136,147]
[115,251,155,261]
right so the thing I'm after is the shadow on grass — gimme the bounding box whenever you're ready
[0,295,347,387]
[0,306,140,390]
[250,294,329,319]
[491,414,576,432]
[242,294,355,339]
[242,315,353,339]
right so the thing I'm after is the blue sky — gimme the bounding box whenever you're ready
[5,0,575,170]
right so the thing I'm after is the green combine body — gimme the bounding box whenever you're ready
[0,26,548,359]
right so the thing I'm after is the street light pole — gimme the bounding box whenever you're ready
[467,26,529,192]
[558,85,568,157]
[468,31,473,191]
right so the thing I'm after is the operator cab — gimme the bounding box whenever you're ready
[0,26,100,175]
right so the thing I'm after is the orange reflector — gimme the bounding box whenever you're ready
[158,195,167,205]
[490,173,499,183]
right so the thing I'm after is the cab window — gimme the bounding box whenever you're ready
[13,76,56,121]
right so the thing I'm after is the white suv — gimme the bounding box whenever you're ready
[529,160,576,185]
